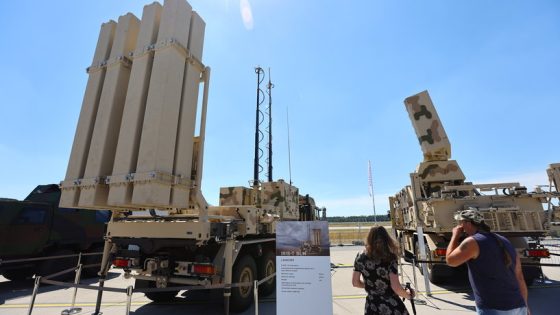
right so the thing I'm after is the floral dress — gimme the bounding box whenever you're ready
[354,252,409,315]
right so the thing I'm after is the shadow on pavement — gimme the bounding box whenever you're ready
[132,289,276,315]
[427,294,476,312]
[0,271,120,305]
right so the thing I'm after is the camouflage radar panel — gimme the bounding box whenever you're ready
[219,187,254,206]
[416,160,465,183]
[404,91,451,162]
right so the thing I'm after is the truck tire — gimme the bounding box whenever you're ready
[257,250,275,296]
[522,265,541,286]
[135,279,179,303]
[230,254,256,312]
[38,249,78,281]
[416,242,444,284]
[425,264,446,284]
[2,268,34,281]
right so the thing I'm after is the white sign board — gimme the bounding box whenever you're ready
[276,221,333,315]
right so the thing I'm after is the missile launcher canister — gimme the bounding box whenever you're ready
[390,90,560,284]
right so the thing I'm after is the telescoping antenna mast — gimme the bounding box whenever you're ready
[266,68,274,182]
[253,67,265,186]
[253,67,274,185]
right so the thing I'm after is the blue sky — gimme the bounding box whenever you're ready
[0,1,559,217]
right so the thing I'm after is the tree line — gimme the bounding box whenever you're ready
[326,214,390,223]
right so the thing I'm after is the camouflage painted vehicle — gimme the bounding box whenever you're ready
[390,91,560,284]
[0,184,108,281]
[57,2,326,312]
[109,179,323,312]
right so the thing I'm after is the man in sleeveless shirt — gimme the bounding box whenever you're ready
[446,208,530,315]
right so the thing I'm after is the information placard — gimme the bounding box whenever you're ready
[276,221,333,315]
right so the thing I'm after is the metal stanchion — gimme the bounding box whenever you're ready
[27,276,41,315]
[398,237,405,284]
[399,258,405,284]
[92,241,112,315]
[253,280,259,315]
[224,285,231,315]
[62,253,83,315]
[411,257,419,290]
[125,285,133,315]
[223,238,234,315]
[410,257,427,306]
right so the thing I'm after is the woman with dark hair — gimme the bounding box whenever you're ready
[352,226,413,315]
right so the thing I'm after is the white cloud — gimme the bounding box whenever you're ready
[239,0,254,30]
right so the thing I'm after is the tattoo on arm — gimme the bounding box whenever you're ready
[459,241,468,251]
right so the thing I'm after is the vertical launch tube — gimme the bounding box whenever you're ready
[107,3,162,207]
[132,0,192,207]
[171,12,206,208]
[78,14,140,208]
[60,22,116,208]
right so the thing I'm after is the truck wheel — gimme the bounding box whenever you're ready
[135,279,179,303]
[522,265,541,286]
[257,250,275,296]
[38,249,78,281]
[416,243,443,284]
[230,254,256,312]
[426,264,445,284]
[2,268,33,281]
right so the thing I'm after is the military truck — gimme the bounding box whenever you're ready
[0,184,109,281]
[108,180,322,311]
[57,0,326,312]
[389,91,560,285]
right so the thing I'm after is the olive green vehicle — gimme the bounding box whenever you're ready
[390,91,560,285]
[0,184,109,281]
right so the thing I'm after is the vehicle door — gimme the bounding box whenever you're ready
[0,201,22,256]
[3,204,52,257]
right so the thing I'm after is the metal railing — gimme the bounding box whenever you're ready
[23,253,276,315]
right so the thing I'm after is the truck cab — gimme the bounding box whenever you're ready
[0,185,109,281]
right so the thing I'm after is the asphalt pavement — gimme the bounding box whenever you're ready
[1,245,559,315]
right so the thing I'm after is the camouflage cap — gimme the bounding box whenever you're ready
[454,208,484,224]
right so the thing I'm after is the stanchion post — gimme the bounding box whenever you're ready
[125,285,133,315]
[410,257,427,306]
[416,227,432,296]
[27,276,41,315]
[398,236,405,284]
[62,262,83,315]
[92,277,106,315]
[254,280,259,315]
[92,240,112,315]
[411,257,418,292]
[399,257,405,285]
[223,238,234,315]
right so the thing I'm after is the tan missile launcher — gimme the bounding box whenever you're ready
[59,0,324,312]
[390,90,560,284]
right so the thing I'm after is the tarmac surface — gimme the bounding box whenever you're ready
[1,245,559,315]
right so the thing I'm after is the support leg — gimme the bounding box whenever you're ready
[92,240,112,315]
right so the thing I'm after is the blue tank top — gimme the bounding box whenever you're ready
[467,232,525,310]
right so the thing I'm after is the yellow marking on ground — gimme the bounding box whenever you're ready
[332,290,458,300]
[332,284,560,300]
[0,298,278,309]
[0,302,147,308]
[1,285,557,308]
